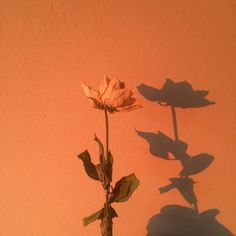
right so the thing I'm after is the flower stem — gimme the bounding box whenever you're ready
[102,109,112,236]
[171,106,179,141]
[104,109,109,161]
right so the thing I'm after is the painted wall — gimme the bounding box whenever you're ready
[1,0,235,235]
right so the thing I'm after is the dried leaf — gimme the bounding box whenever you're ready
[78,150,100,181]
[96,163,104,182]
[83,206,118,227]
[94,135,105,164]
[106,151,113,182]
[94,136,113,185]
[111,173,139,203]
[83,208,103,226]
[96,163,110,188]
[100,206,118,235]
[108,206,118,218]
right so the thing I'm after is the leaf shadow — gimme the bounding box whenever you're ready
[136,130,214,177]
[159,178,197,208]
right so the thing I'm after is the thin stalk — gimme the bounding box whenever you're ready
[104,109,109,161]
[171,106,179,141]
[101,109,112,236]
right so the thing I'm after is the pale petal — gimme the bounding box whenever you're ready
[82,82,99,100]
[116,97,142,112]
[117,104,142,112]
[101,78,125,101]
[104,89,132,107]
[98,75,110,96]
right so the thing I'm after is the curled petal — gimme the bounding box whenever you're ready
[98,76,110,97]
[117,104,142,112]
[104,89,132,108]
[101,78,125,101]
[116,97,142,112]
[82,77,141,113]
[82,82,99,100]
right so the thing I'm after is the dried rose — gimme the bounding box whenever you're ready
[82,76,142,112]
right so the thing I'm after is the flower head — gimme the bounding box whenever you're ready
[82,76,142,113]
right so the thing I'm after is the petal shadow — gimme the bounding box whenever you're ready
[137,79,215,108]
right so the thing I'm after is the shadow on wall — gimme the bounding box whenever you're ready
[136,80,233,236]
[147,205,233,236]
[136,130,214,177]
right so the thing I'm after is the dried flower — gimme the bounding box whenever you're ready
[82,76,142,112]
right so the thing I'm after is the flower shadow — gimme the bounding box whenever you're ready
[137,79,215,108]
[147,205,233,236]
[137,79,232,235]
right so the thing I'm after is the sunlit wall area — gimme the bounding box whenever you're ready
[1,1,236,235]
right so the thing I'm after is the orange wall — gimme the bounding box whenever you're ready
[1,0,236,235]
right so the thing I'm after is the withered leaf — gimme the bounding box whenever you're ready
[111,173,139,203]
[83,208,103,226]
[78,150,100,181]
[100,206,118,235]
[94,135,105,164]
[83,206,118,227]
[106,151,113,182]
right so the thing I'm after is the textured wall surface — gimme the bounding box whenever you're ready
[1,0,236,235]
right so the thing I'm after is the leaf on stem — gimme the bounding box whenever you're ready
[94,134,105,164]
[100,207,118,234]
[96,163,106,184]
[107,151,113,182]
[111,173,139,203]
[94,135,113,184]
[83,208,104,226]
[78,150,100,181]
[83,207,118,226]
